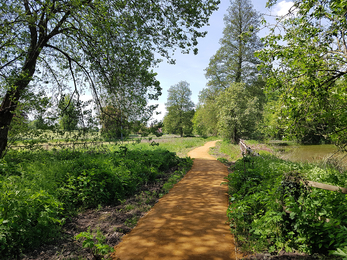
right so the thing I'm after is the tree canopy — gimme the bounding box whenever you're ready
[205,0,263,90]
[193,0,264,139]
[216,83,261,143]
[163,81,195,137]
[0,0,220,157]
[257,0,347,149]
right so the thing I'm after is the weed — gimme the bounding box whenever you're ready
[332,246,347,259]
[217,157,228,164]
[124,204,135,211]
[0,143,183,257]
[225,154,347,255]
[124,216,139,228]
[75,227,114,259]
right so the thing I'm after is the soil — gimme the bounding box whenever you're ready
[19,167,180,260]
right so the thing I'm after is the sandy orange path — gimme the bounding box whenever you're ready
[112,141,237,260]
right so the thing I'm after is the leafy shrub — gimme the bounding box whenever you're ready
[0,143,186,257]
[58,167,124,209]
[226,154,347,255]
[0,176,63,258]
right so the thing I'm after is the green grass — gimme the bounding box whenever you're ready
[156,136,219,157]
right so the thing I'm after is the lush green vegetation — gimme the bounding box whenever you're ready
[0,0,220,158]
[258,0,347,149]
[217,141,347,257]
[163,81,195,137]
[0,142,194,258]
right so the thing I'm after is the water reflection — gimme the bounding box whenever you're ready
[271,143,347,167]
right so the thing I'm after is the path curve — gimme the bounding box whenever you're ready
[112,141,237,260]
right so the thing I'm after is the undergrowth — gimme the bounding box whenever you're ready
[0,143,192,259]
[226,154,347,257]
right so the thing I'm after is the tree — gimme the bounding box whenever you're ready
[0,0,220,158]
[192,88,219,136]
[194,0,265,139]
[58,94,81,132]
[99,105,129,140]
[216,83,261,143]
[163,81,195,137]
[258,0,347,150]
[205,0,263,90]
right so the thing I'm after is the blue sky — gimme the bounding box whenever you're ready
[149,0,294,122]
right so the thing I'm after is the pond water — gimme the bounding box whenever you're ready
[270,143,347,167]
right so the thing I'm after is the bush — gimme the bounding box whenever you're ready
[0,143,183,258]
[226,154,347,255]
[0,176,63,258]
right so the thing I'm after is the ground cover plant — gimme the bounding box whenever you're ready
[224,152,347,258]
[0,142,193,259]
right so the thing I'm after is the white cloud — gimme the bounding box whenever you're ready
[274,1,294,17]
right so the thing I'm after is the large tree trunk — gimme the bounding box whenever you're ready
[0,53,40,158]
[231,127,238,144]
[0,89,23,158]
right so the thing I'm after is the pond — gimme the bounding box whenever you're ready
[269,142,347,168]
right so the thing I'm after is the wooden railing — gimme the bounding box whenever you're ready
[239,139,346,224]
[239,139,259,156]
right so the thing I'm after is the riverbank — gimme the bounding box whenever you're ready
[211,140,347,259]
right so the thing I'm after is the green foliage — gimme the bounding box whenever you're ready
[205,0,263,87]
[0,177,63,258]
[58,94,81,132]
[332,246,347,260]
[0,143,184,258]
[194,0,265,140]
[75,227,114,259]
[216,83,262,143]
[258,0,347,150]
[124,216,140,228]
[192,101,219,137]
[149,121,164,137]
[163,81,195,137]
[162,157,194,194]
[217,157,228,164]
[225,154,347,255]
[0,0,220,157]
[99,105,130,140]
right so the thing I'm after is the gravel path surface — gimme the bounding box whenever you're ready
[112,141,239,260]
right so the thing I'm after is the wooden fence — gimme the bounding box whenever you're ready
[239,139,347,223]
[239,139,260,157]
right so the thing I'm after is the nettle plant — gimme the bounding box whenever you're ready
[227,154,347,255]
[75,227,114,259]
